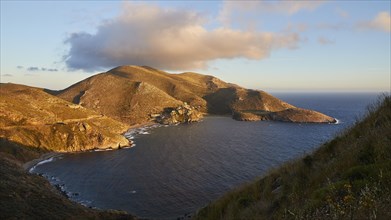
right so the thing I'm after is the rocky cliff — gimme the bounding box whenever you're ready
[0,83,130,152]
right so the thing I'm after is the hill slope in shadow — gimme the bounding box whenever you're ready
[193,95,391,220]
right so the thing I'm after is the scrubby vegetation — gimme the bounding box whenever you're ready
[194,95,391,220]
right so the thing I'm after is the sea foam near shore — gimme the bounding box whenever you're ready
[28,155,62,173]
[124,124,162,142]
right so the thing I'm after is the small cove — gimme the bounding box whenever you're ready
[31,93,379,219]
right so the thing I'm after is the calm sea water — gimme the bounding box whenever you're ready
[32,93,379,219]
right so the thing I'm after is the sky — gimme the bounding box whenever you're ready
[1,0,390,92]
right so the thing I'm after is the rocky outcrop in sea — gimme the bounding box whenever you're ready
[151,102,203,125]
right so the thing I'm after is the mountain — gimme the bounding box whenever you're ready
[193,95,391,220]
[0,66,335,152]
[0,83,130,152]
[57,65,335,125]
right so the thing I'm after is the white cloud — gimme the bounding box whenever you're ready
[64,2,300,72]
[358,11,391,32]
[26,66,58,72]
[27,67,40,71]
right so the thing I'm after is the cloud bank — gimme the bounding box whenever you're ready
[358,11,391,32]
[27,67,40,71]
[26,66,58,72]
[64,3,300,72]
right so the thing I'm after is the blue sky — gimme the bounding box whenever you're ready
[1,1,390,92]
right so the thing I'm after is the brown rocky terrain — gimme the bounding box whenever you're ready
[57,65,335,124]
[0,83,130,152]
[232,108,336,123]
[270,108,337,123]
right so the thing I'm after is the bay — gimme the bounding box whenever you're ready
[32,93,379,219]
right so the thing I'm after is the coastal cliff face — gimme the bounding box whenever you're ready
[270,108,336,123]
[233,108,336,123]
[57,65,335,124]
[0,84,130,152]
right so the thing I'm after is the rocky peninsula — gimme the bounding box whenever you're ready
[57,65,336,125]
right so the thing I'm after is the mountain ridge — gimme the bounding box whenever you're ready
[0,65,336,155]
[57,65,336,125]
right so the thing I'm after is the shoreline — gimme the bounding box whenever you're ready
[20,121,159,218]
[23,152,62,172]
[124,121,157,131]
[22,116,338,173]
[22,121,156,172]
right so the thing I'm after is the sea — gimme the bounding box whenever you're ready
[31,93,381,219]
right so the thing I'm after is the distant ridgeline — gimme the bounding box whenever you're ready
[193,95,391,220]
